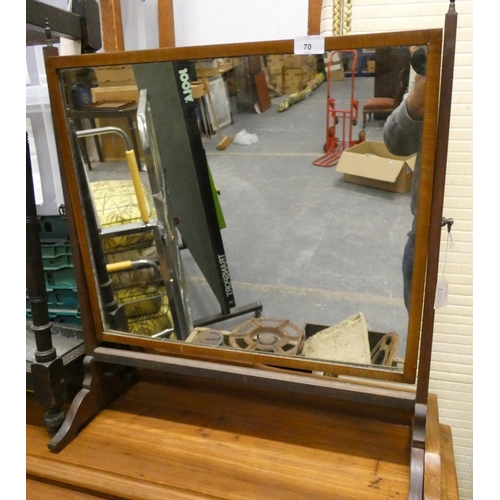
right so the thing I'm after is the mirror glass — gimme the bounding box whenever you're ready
[55,41,430,379]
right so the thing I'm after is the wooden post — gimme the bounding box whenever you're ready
[158,0,176,48]
[99,0,125,52]
[308,0,323,35]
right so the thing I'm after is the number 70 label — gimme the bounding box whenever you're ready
[294,36,325,55]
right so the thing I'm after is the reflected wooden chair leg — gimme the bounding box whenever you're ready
[47,355,135,453]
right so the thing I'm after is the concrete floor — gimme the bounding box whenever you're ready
[186,74,411,359]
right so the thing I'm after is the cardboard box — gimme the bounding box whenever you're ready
[91,85,139,103]
[195,59,233,78]
[191,82,207,99]
[283,67,310,93]
[284,54,310,69]
[326,66,344,81]
[336,141,416,194]
[267,66,284,92]
[195,59,218,77]
[94,66,136,87]
[266,54,284,67]
[231,57,245,68]
[309,59,318,74]
[284,67,308,79]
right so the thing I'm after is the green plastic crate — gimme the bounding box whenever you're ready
[38,215,70,242]
[26,308,81,325]
[28,216,81,325]
[40,241,73,269]
[26,287,79,311]
[44,266,77,290]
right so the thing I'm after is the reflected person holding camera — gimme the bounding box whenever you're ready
[383,46,426,312]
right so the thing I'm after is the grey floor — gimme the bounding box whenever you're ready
[183,75,411,359]
[70,73,411,361]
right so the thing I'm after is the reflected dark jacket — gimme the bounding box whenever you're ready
[383,93,423,240]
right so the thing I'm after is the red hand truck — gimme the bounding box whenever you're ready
[313,49,365,167]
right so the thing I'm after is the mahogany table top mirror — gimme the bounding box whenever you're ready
[42,2,457,498]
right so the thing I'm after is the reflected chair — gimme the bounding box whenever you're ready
[362,97,398,128]
[89,178,175,339]
[362,66,408,128]
[75,125,176,339]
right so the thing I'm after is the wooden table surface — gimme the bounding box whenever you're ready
[26,369,458,500]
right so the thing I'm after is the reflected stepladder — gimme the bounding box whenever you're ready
[50,29,443,385]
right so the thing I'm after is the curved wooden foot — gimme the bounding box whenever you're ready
[48,355,135,453]
[409,446,425,499]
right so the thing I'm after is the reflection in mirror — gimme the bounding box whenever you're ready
[59,44,421,374]
[70,88,193,341]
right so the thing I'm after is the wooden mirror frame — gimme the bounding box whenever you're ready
[45,28,444,387]
[41,6,457,496]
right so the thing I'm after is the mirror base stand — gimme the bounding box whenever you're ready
[45,345,436,499]
[47,355,136,453]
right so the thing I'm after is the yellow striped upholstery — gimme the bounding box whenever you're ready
[90,179,175,338]
[90,180,155,253]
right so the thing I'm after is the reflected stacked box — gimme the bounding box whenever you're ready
[266,54,319,95]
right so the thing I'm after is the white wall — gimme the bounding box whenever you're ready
[473,6,495,497]
[121,0,160,50]
[120,0,308,50]
[173,0,308,46]
[113,1,476,497]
